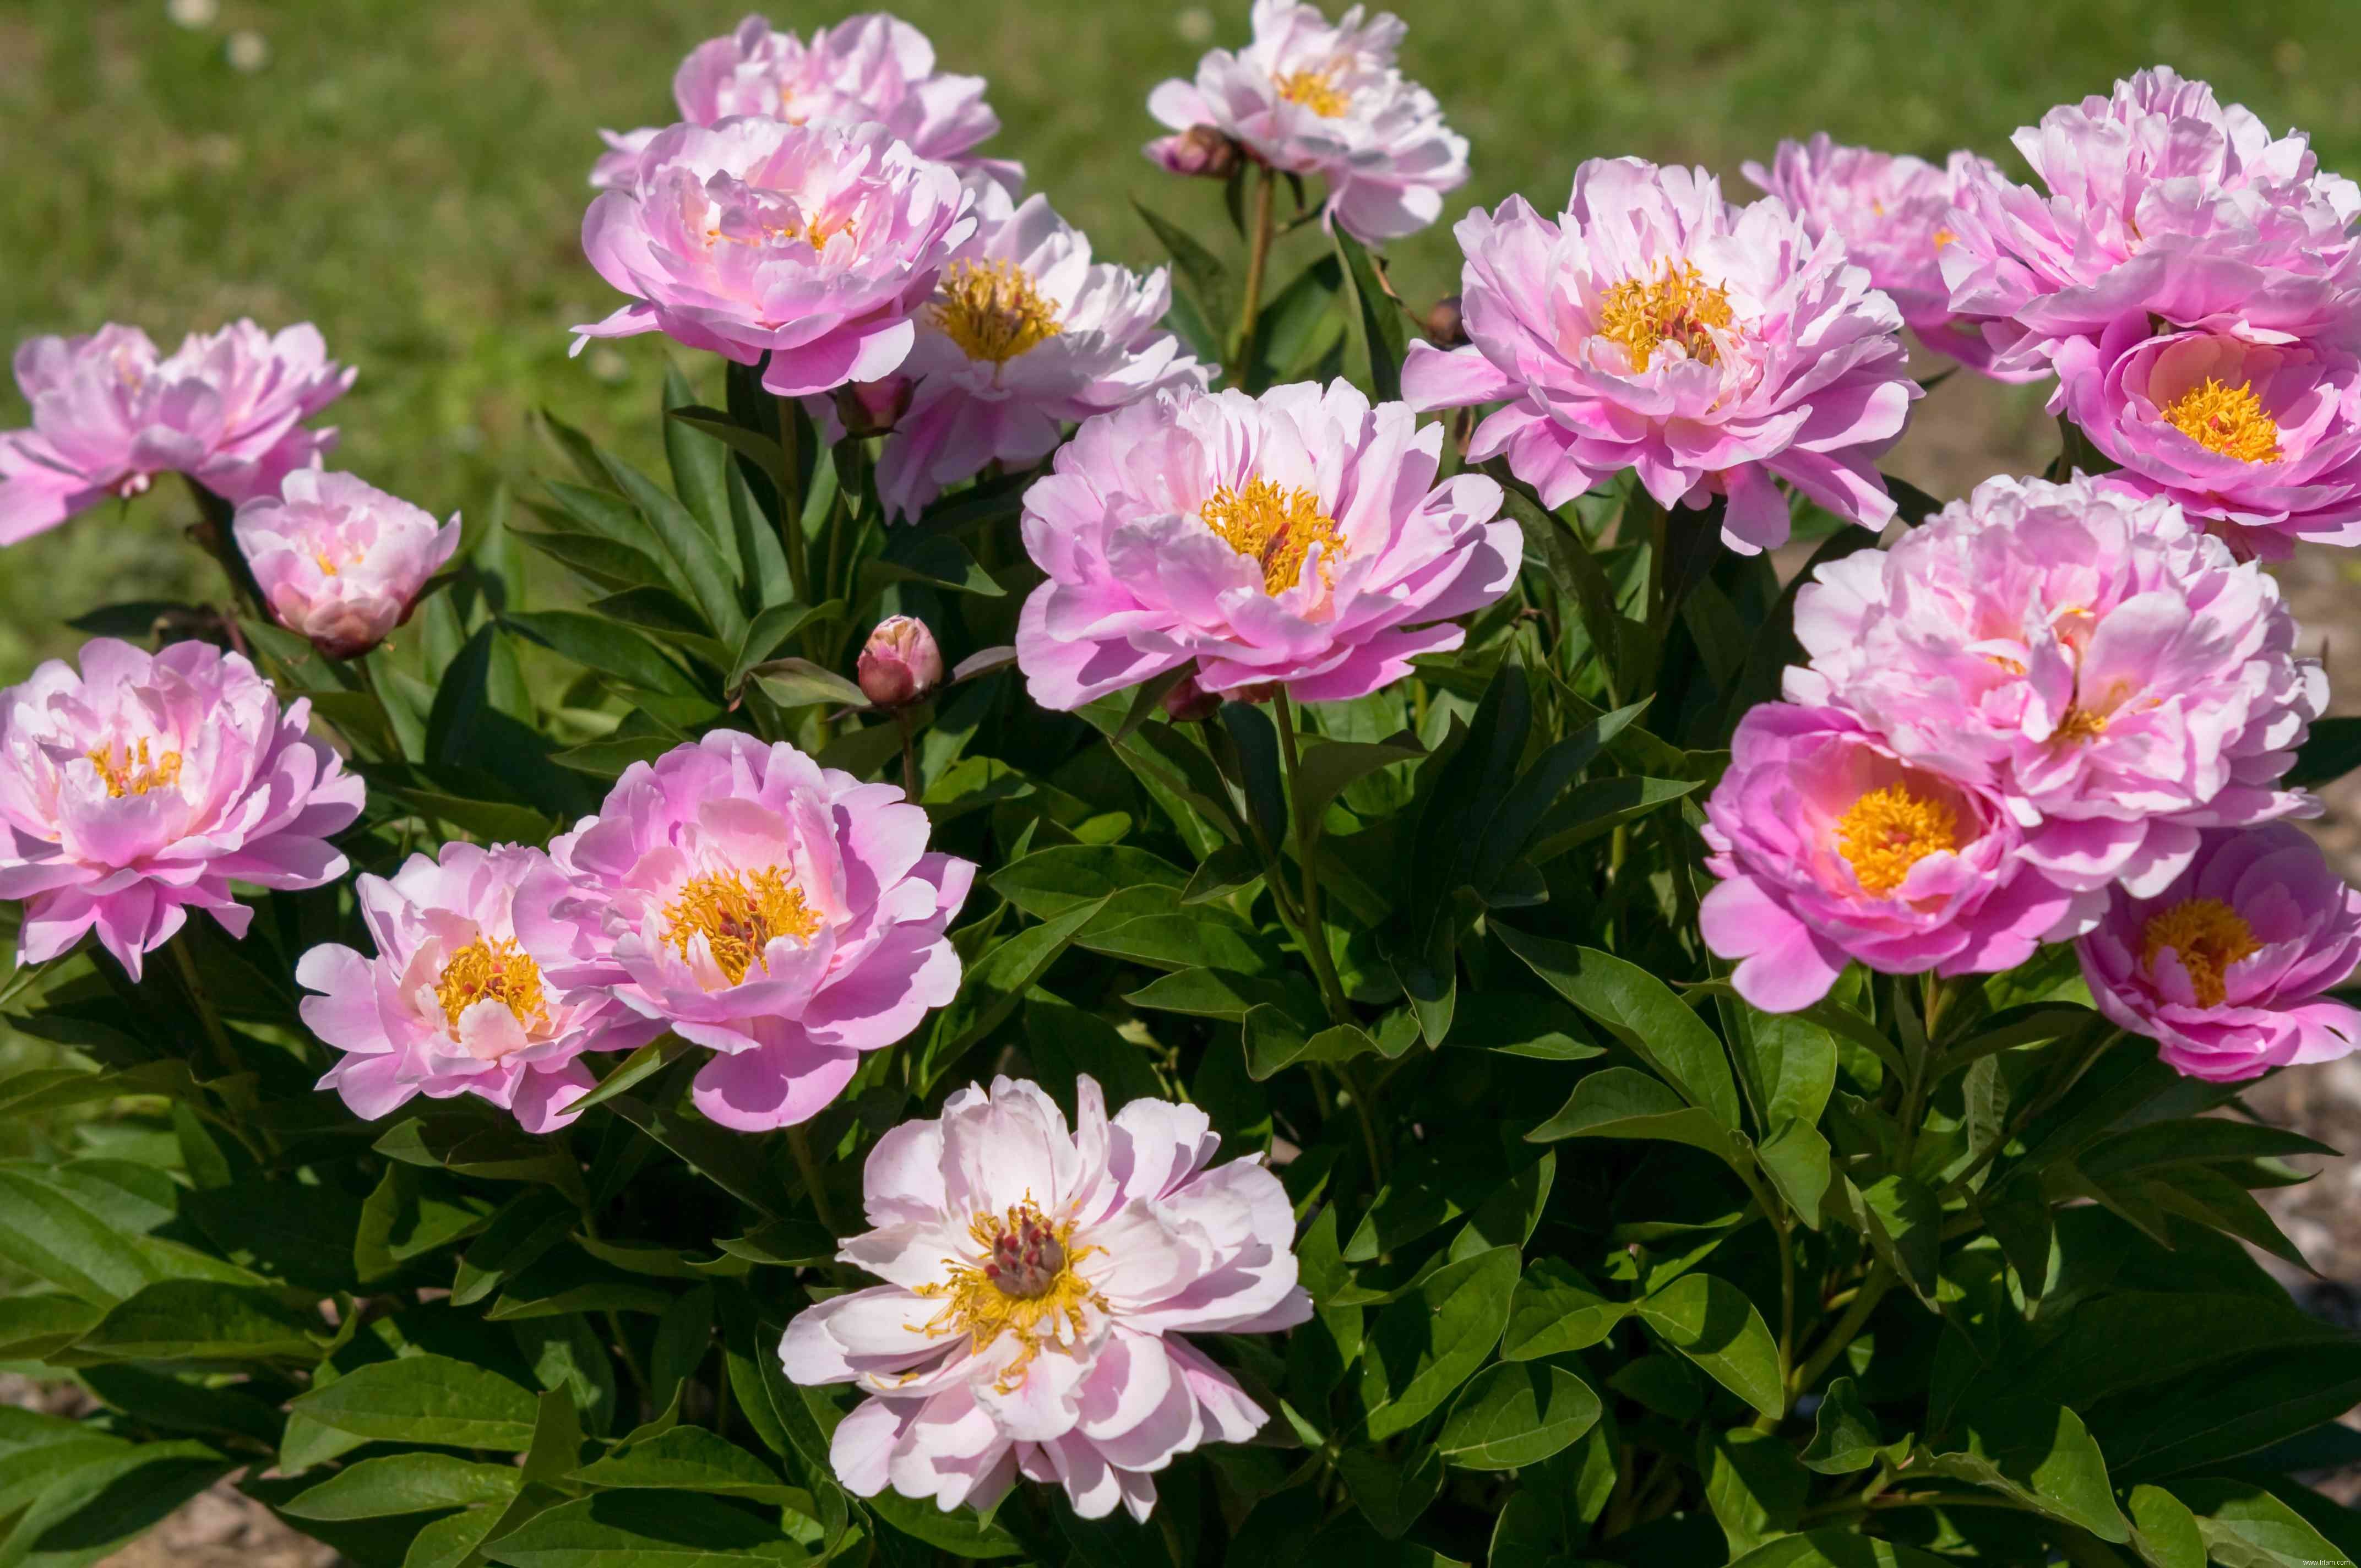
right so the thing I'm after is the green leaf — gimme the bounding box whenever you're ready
[515,527,674,595]
[1436,1362,1601,1471]
[401,1504,509,1568]
[1526,1065,1744,1167]
[1800,1378,1892,1474]
[2287,715,2361,788]
[282,1453,522,1520]
[861,531,1007,598]
[727,600,844,692]
[2129,1484,2208,1568]
[1336,1444,1444,1540]
[750,656,869,711]
[0,1166,257,1306]
[1856,1173,1941,1304]
[1702,1427,1811,1558]
[599,452,750,642]
[506,609,704,698]
[2172,1477,2352,1568]
[74,1280,320,1361]
[1243,1008,1379,1081]
[485,1490,809,1566]
[665,405,789,492]
[0,1294,101,1359]
[570,1425,796,1502]
[1358,1245,1519,1440]
[1526,774,1700,861]
[288,1354,542,1451]
[1293,736,1425,824]
[1919,1398,2129,1542]
[1502,1258,1627,1360]
[1332,226,1408,401]
[989,844,1190,919]
[1635,1271,1783,1419]
[918,897,1112,1090]
[1133,198,1236,342]
[1495,926,1741,1126]
[1726,1532,1956,1567]
[661,367,735,542]
[2102,1343,2361,1481]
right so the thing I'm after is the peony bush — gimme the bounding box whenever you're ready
[4,10,2361,1567]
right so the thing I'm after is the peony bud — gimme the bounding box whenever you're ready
[857,616,944,707]
[1422,295,1466,347]
[233,469,460,660]
[1146,124,1244,181]
[1161,669,1221,722]
[834,376,913,439]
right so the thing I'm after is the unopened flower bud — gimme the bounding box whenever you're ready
[1423,295,1466,347]
[1146,124,1244,181]
[834,376,913,439]
[1161,670,1221,722]
[857,616,944,707]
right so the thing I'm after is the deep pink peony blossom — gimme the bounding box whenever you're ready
[2077,824,2361,1081]
[1941,67,2361,382]
[234,470,462,660]
[1401,158,1920,552]
[0,322,353,544]
[2052,319,2361,557]
[1144,0,1467,242]
[780,1075,1309,1521]
[1786,474,2323,904]
[1742,134,2004,372]
[573,118,976,398]
[0,639,363,979]
[298,843,658,1133]
[591,13,1016,194]
[838,186,1209,521]
[1701,703,2079,1012]
[1014,380,1518,708]
[515,730,973,1131]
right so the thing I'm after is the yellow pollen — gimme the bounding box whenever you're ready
[2053,706,2109,744]
[911,1201,1107,1392]
[2159,378,2282,464]
[704,214,853,253]
[1595,262,1735,372]
[433,938,547,1033]
[1932,227,1957,250]
[1199,477,1347,595]
[314,551,340,576]
[85,738,182,799]
[663,867,822,984]
[1275,68,1349,116]
[2139,896,2260,1008]
[929,259,1065,365]
[1835,785,1960,897]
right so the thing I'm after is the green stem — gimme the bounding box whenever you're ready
[1270,691,1351,1028]
[1791,1262,1896,1396]
[170,938,241,1081]
[788,1124,843,1235]
[1232,165,1277,384]
[773,395,810,607]
[893,709,920,801]
[1939,1024,2121,1202]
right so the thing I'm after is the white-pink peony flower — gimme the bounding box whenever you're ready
[780,1075,1309,1521]
[234,469,461,660]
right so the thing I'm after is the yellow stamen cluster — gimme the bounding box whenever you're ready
[434,938,547,1033]
[663,867,822,984]
[1200,478,1347,596]
[2159,378,2282,464]
[1835,785,1960,897]
[1595,262,1735,372]
[1275,68,1349,117]
[912,1202,1106,1392]
[2052,706,2110,744]
[314,552,342,576]
[704,213,855,253]
[2140,896,2260,1008]
[85,738,183,799]
[930,259,1065,365]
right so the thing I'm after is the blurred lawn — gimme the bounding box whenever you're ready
[2,0,2358,682]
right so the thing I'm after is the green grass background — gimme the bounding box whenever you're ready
[2,0,2357,682]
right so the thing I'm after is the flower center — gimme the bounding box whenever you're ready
[2139,896,2260,1008]
[930,260,1064,365]
[1275,67,1348,116]
[913,1201,1106,1392]
[2159,378,2282,464]
[1932,227,1957,250]
[1200,477,1346,596]
[85,738,182,799]
[1595,262,1734,372]
[1834,784,1959,897]
[434,937,547,1033]
[2052,706,2109,744]
[663,866,822,985]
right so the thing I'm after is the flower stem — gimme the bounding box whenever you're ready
[1269,690,1352,1028]
[773,395,810,608]
[1232,165,1278,385]
[893,707,920,800]
[170,937,241,1081]
[1791,1261,1896,1396]
[787,1123,844,1235]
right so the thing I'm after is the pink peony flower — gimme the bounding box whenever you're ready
[1941,67,2361,382]
[298,843,659,1134]
[590,13,1016,194]
[233,470,463,660]
[2077,824,2361,1081]
[1786,474,2324,905]
[1401,157,1920,552]
[1742,134,2004,373]
[572,117,976,399]
[1700,702,2079,1012]
[1144,0,1468,242]
[857,616,944,707]
[0,322,353,544]
[514,730,973,1131]
[0,639,364,979]
[844,187,1210,521]
[2051,319,2361,558]
[1014,380,1519,708]
[780,1075,1309,1521]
